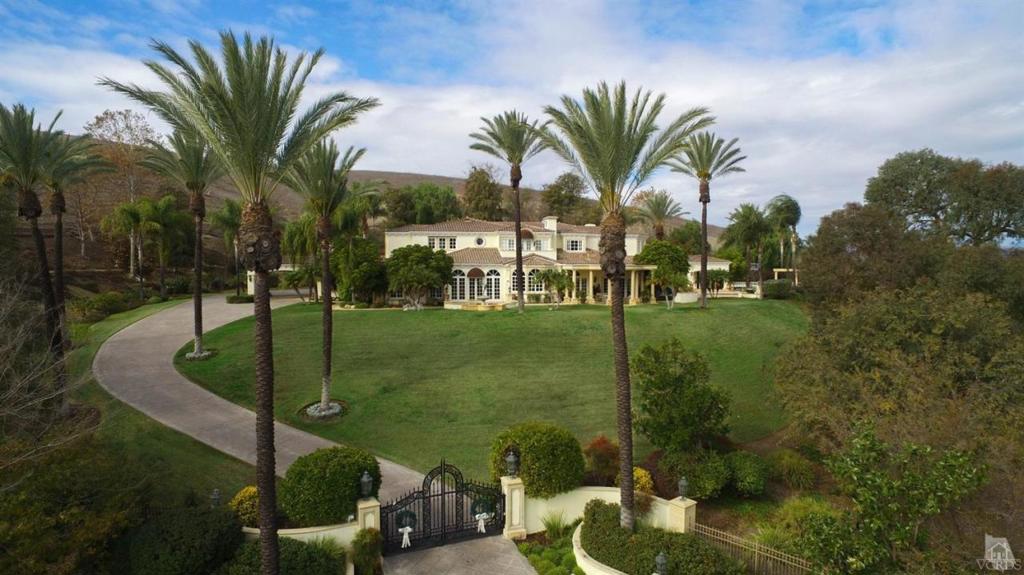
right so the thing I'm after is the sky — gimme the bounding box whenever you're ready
[1,0,1021,234]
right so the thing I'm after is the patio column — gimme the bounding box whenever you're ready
[571,269,578,303]
[650,271,656,300]
[629,270,638,305]
[606,278,611,306]
[588,270,594,303]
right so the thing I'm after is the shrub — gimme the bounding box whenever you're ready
[767,449,816,491]
[725,451,768,497]
[351,528,383,575]
[165,275,192,295]
[226,294,254,304]
[631,338,730,453]
[228,486,259,528]
[147,295,166,304]
[582,435,619,486]
[489,422,585,498]
[755,497,840,556]
[761,279,792,299]
[580,499,742,575]
[128,505,242,575]
[542,511,572,540]
[279,446,381,526]
[221,537,344,575]
[68,290,140,322]
[659,449,729,500]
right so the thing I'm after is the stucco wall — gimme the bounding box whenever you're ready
[241,521,361,546]
[524,486,676,535]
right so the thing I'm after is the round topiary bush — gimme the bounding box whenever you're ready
[725,451,768,497]
[128,505,242,575]
[221,537,345,575]
[228,486,259,527]
[489,422,585,498]
[279,446,381,526]
[659,449,730,500]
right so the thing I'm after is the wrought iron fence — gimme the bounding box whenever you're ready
[693,523,813,575]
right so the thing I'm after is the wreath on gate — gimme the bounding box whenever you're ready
[471,495,495,517]
[396,510,417,529]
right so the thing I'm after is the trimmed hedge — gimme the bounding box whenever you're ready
[279,446,380,526]
[226,294,254,304]
[761,279,793,299]
[489,422,585,498]
[580,500,742,575]
[220,538,344,575]
[659,449,730,500]
[228,486,259,528]
[351,528,383,575]
[725,451,768,497]
[128,505,242,575]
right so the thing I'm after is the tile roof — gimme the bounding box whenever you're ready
[389,218,620,235]
[448,248,504,265]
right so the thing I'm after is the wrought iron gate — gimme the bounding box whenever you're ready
[380,461,504,555]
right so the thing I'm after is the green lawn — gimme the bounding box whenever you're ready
[70,301,255,500]
[176,300,807,480]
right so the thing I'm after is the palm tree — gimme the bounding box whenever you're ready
[41,134,106,348]
[540,82,712,529]
[0,104,65,406]
[142,130,224,359]
[102,33,379,572]
[285,141,367,417]
[469,111,547,314]
[670,132,746,309]
[722,203,771,294]
[281,213,320,300]
[210,198,243,296]
[349,181,385,238]
[139,195,190,300]
[635,189,685,240]
[765,194,801,283]
[101,200,146,298]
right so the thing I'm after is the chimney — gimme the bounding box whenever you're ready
[542,216,558,231]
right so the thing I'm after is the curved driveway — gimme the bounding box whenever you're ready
[93,295,422,500]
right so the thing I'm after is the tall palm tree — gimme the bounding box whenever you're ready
[670,132,746,309]
[0,104,65,406]
[765,194,801,283]
[139,195,189,300]
[635,189,685,240]
[142,130,224,359]
[469,111,547,314]
[102,33,379,573]
[210,198,243,296]
[540,82,712,529]
[722,203,770,294]
[350,180,385,238]
[101,200,146,298]
[42,134,106,350]
[285,141,367,416]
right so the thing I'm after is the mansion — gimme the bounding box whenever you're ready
[384,216,730,306]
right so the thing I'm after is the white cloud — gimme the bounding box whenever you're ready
[1,0,1021,234]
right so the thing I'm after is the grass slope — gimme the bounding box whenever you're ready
[178,300,806,480]
[70,301,254,499]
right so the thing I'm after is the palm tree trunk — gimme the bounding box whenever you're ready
[129,230,137,278]
[253,269,279,575]
[234,239,241,297]
[790,227,798,285]
[241,200,282,575]
[699,181,710,309]
[319,238,333,412]
[757,245,764,295]
[654,223,665,241]
[512,169,525,314]
[600,211,635,530]
[158,240,167,300]
[190,213,207,358]
[28,216,67,412]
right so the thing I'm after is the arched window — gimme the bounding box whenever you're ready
[510,270,522,293]
[527,269,544,293]
[451,270,466,300]
[485,270,501,300]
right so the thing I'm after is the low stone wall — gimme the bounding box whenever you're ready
[241,521,361,546]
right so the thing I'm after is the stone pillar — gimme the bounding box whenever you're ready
[357,497,381,531]
[649,272,656,301]
[629,270,638,304]
[501,476,527,540]
[606,279,611,306]
[571,269,578,303]
[246,271,256,296]
[666,497,697,533]
[587,270,594,303]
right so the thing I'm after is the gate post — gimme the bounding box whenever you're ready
[500,476,527,540]
[358,497,381,531]
[666,496,697,533]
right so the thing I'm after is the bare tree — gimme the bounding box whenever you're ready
[84,110,156,278]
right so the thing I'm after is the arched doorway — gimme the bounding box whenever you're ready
[467,268,485,300]
[484,270,501,300]
[451,270,466,300]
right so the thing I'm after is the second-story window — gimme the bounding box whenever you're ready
[428,236,457,251]
[566,239,583,252]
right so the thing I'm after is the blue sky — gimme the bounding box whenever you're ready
[1,0,1021,232]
